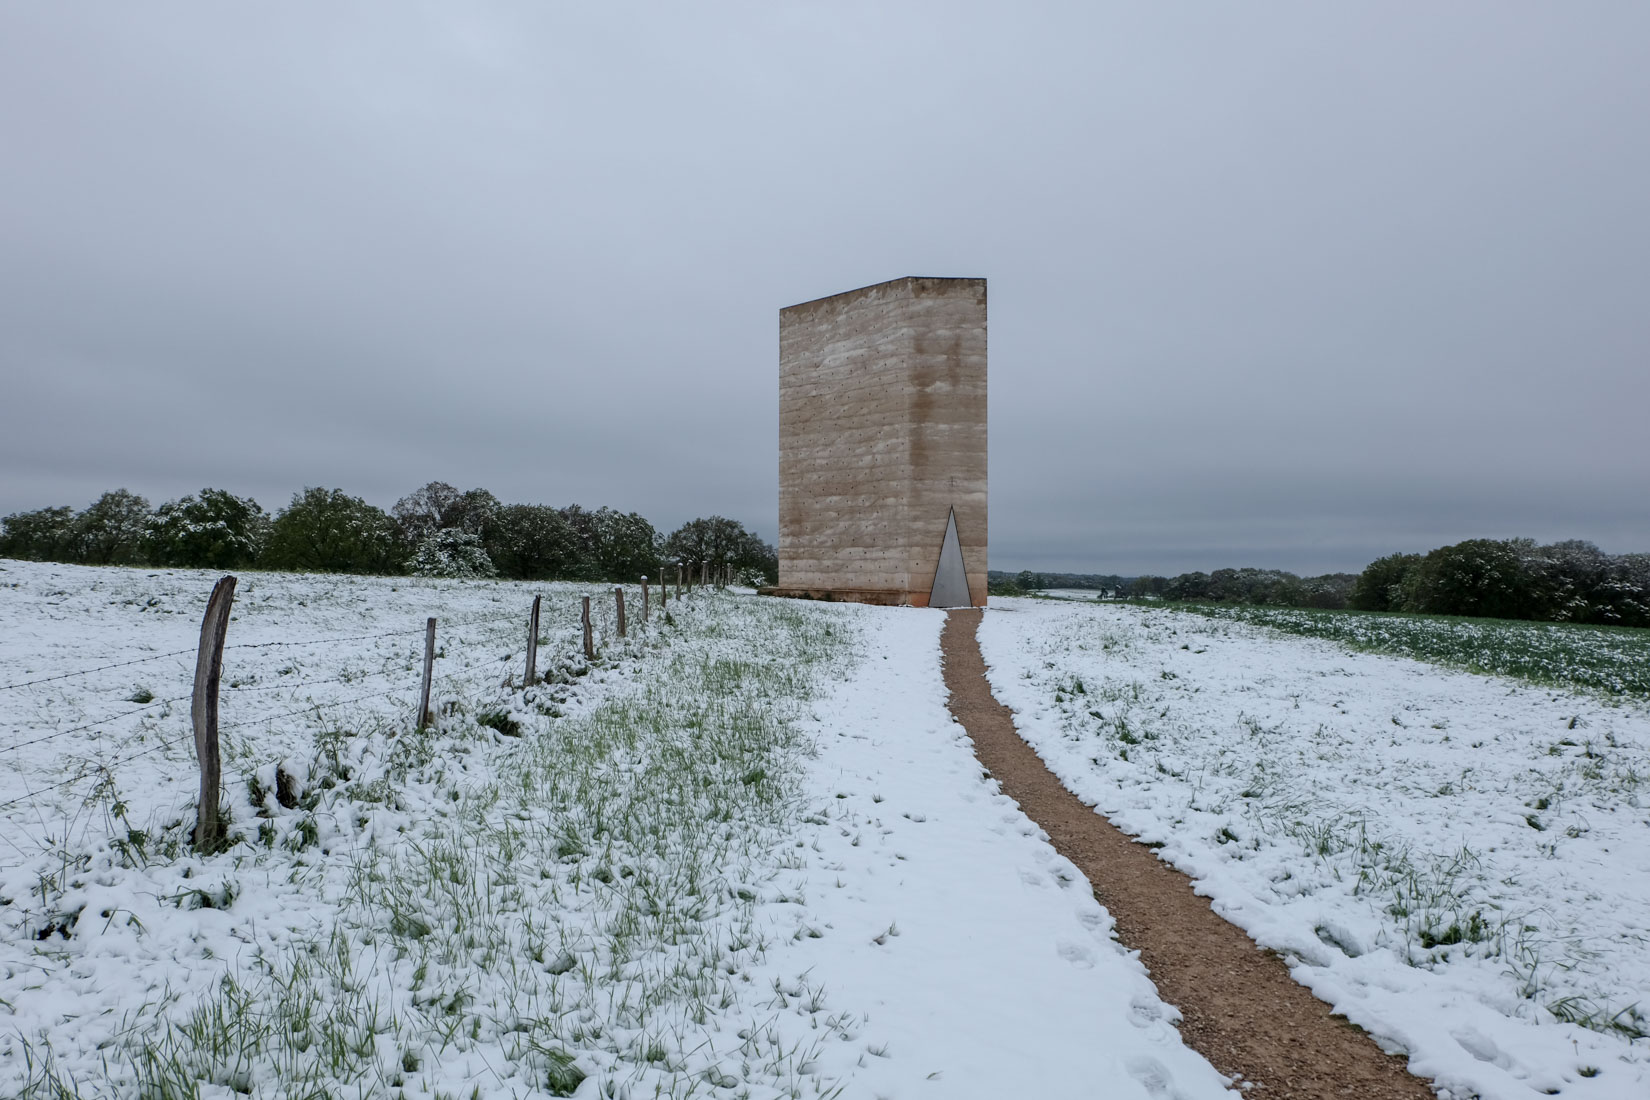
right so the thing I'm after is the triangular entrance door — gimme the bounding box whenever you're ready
[928,508,972,607]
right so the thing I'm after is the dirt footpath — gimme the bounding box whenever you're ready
[941,608,1435,1099]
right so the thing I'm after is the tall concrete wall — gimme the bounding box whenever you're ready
[776,276,987,606]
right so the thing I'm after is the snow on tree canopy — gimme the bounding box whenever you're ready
[407,529,497,578]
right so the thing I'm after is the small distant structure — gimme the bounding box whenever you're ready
[764,276,987,607]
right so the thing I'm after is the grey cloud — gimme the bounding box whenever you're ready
[3,3,1645,574]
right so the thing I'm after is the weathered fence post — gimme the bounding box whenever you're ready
[640,576,649,623]
[525,595,541,687]
[581,596,594,660]
[417,617,437,730]
[700,560,708,588]
[660,566,668,608]
[676,561,683,596]
[615,586,626,638]
[192,574,236,851]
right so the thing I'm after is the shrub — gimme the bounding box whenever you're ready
[1402,538,1535,620]
[1163,571,1211,601]
[562,505,660,582]
[392,482,498,548]
[0,506,77,561]
[484,504,581,580]
[264,488,400,574]
[1125,575,1169,599]
[664,516,777,585]
[408,529,497,578]
[1350,553,1422,612]
[146,489,269,569]
[73,489,151,565]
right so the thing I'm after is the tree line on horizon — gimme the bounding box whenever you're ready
[0,482,779,585]
[995,537,1650,628]
[1123,539,1650,626]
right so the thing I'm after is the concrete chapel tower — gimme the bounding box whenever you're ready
[770,276,987,607]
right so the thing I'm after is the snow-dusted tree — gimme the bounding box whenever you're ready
[1124,575,1168,599]
[1609,553,1650,627]
[663,516,777,584]
[146,489,270,569]
[73,489,151,565]
[1401,539,1534,620]
[484,503,581,580]
[392,482,499,548]
[264,488,399,574]
[407,529,498,578]
[0,505,77,562]
[561,505,659,582]
[1298,573,1357,609]
[1349,553,1421,612]
[1517,539,1607,622]
[1163,572,1211,601]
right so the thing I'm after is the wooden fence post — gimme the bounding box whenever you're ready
[417,617,437,730]
[582,596,594,660]
[676,561,683,596]
[640,576,650,623]
[615,586,626,638]
[525,595,541,687]
[192,574,236,852]
[660,566,668,608]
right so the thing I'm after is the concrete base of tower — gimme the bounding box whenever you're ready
[757,586,986,608]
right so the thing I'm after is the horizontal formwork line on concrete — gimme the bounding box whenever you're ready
[778,384,985,404]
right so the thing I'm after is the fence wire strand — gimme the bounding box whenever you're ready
[0,592,585,818]
[0,648,197,694]
[0,693,195,757]
[0,609,526,696]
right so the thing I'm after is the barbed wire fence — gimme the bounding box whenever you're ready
[0,560,737,834]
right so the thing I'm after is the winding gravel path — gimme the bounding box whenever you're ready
[941,608,1437,1100]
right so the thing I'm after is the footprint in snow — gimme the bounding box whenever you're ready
[1124,1055,1176,1097]
[1056,938,1097,968]
[1451,1026,1515,1072]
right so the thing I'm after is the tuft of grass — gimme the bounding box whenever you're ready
[476,708,522,738]
[1547,996,1649,1040]
[542,1049,586,1096]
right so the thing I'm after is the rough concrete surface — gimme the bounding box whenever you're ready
[777,276,986,606]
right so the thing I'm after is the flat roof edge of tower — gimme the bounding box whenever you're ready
[781,276,987,315]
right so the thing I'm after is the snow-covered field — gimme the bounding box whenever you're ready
[2,561,1232,1099]
[981,598,1650,1100]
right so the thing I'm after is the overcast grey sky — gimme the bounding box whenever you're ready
[3,3,1645,576]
